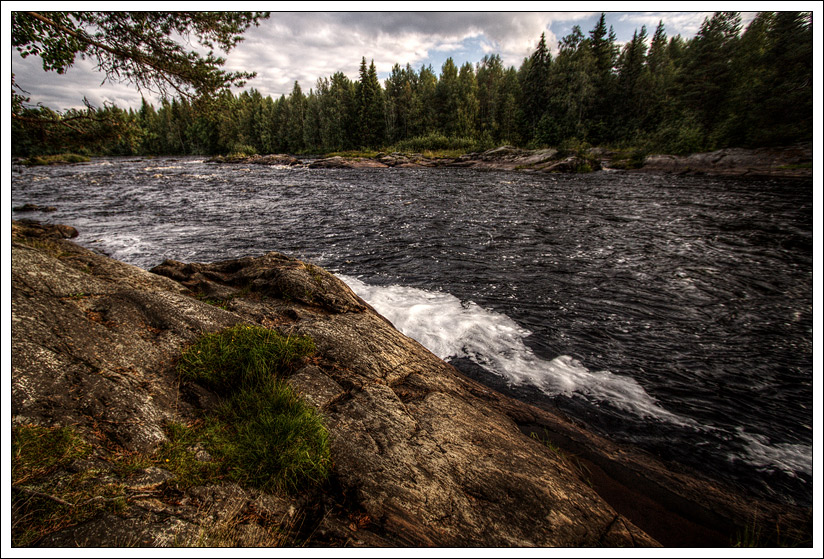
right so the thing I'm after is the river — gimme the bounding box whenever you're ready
[10,156,814,506]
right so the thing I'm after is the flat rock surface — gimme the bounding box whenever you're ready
[637,145,812,177]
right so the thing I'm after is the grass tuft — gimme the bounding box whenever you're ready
[12,424,91,485]
[175,324,331,493]
[11,424,119,546]
[178,324,315,393]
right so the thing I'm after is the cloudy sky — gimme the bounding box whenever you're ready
[6,4,773,112]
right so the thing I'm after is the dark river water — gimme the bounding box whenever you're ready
[11,156,814,506]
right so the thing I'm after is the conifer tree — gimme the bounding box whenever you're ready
[615,26,648,140]
[355,58,386,148]
[286,81,306,152]
[679,12,742,148]
[587,13,619,144]
[411,65,438,137]
[456,62,479,139]
[435,58,460,137]
[521,32,551,140]
[476,54,504,143]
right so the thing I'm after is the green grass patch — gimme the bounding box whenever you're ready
[609,147,647,169]
[777,162,813,170]
[175,325,331,493]
[177,324,315,392]
[12,425,92,485]
[22,153,90,166]
[11,424,127,546]
[418,148,472,159]
[153,419,227,488]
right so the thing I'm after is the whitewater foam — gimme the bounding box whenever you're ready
[732,428,813,477]
[340,275,693,426]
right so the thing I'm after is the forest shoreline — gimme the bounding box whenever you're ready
[16,144,812,179]
[206,143,813,178]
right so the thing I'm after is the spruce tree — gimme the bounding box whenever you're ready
[435,58,460,137]
[521,32,551,141]
[587,13,619,144]
[476,54,504,143]
[355,58,385,148]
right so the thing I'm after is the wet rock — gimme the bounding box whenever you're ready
[306,156,348,168]
[639,144,812,177]
[210,153,301,166]
[12,219,77,239]
[307,156,388,169]
[540,155,602,173]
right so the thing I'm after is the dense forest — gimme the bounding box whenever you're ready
[12,11,813,158]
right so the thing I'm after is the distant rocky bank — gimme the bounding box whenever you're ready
[11,219,812,548]
[209,144,812,178]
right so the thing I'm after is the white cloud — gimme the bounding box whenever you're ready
[616,11,758,38]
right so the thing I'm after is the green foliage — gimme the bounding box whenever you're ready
[227,143,258,158]
[521,33,551,138]
[609,147,647,169]
[178,324,315,392]
[392,133,478,154]
[557,137,591,158]
[652,112,706,155]
[13,12,267,100]
[12,11,267,156]
[324,149,381,158]
[11,425,126,546]
[22,153,90,165]
[12,425,91,485]
[176,325,330,493]
[355,58,386,149]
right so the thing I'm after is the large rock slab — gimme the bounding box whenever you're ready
[639,145,812,177]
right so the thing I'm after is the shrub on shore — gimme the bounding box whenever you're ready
[392,133,480,155]
[22,153,90,166]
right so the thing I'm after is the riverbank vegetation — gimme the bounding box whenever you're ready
[20,153,90,166]
[12,11,811,159]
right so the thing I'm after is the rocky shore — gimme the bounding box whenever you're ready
[10,220,812,548]
[210,144,813,178]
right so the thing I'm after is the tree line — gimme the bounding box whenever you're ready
[12,11,812,158]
